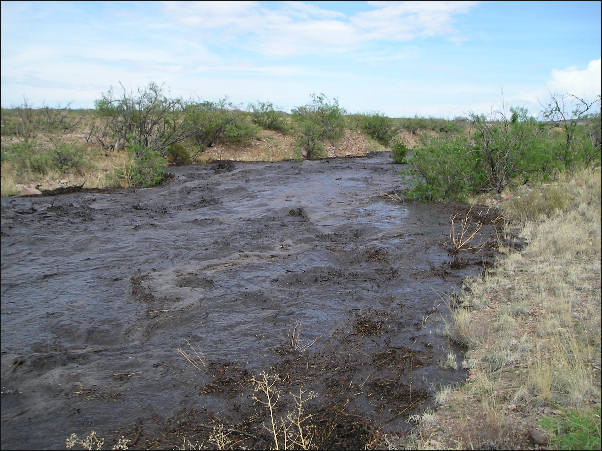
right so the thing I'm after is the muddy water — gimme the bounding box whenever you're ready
[1,153,496,449]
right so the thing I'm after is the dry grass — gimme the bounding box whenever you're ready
[195,128,385,163]
[1,162,20,196]
[408,167,601,449]
[1,136,129,194]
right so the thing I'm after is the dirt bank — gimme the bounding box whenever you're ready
[1,152,499,449]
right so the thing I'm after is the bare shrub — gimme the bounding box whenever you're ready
[94,82,190,155]
[446,206,486,255]
[251,371,317,450]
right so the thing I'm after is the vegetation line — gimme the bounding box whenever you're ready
[403,167,601,450]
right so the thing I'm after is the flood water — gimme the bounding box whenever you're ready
[1,152,498,449]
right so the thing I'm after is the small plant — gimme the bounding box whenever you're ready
[51,142,91,175]
[166,142,191,166]
[251,371,317,450]
[177,339,207,371]
[287,321,320,353]
[250,101,289,133]
[391,141,408,164]
[184,99,259,154]
[66,431,130,450]
[358,113,395,146]
[66,431,104,450]
[107,139,168,188]
[444,352,458,370]
[292,93,345,160]
[446,207,486,255]
[538,406,601,450]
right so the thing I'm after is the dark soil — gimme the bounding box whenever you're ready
[1,152,500,449]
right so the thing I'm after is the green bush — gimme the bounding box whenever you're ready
[538,406,601,450]
[293,121,327,160]
[358,113,395,146]
[108,140,168,188]
[222,113,260,143]
[391,141,408,164]
[404,103,600,201]
[4,141,52,174]
[249,101,289,133]
[183,99,258,153]
[51,142,91,175]
[166,143,191,166]
[292,93,345,160]
[406,133,478,201]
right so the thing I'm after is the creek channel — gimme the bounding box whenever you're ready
[1,152,499,449]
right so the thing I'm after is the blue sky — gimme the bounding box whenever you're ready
[1,1,600,118]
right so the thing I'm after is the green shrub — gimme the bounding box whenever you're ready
[51,142,91,175]
[292,93,345,160]
[391,141,408,164]
[183,99,258,153]
[108,140,168,188]
[406,133,479,201]
[358,113,395,146]
[543,93,601,169]
[538,406,601,450]
[166,143,191,166]
[404,103,600,201]
[249,101,289,133]
[293,121,327,160]
[222,113,260,143]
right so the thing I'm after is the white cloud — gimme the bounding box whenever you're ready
[162,1,259,29]
[279,1,345,20]
[547,59,601,99]
[162,1,476,56]
[352,1,476,42]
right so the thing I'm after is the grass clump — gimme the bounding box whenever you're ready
[501,184,570,223]
[538,406,601,450]
[106,140,168,188]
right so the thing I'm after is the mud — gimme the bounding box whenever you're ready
[1,152,500,449]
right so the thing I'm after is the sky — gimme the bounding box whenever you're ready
[1,1,600,118]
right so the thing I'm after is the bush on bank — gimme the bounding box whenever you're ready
[405,103,601,201]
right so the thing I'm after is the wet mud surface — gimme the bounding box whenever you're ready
[1,152,501,449]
